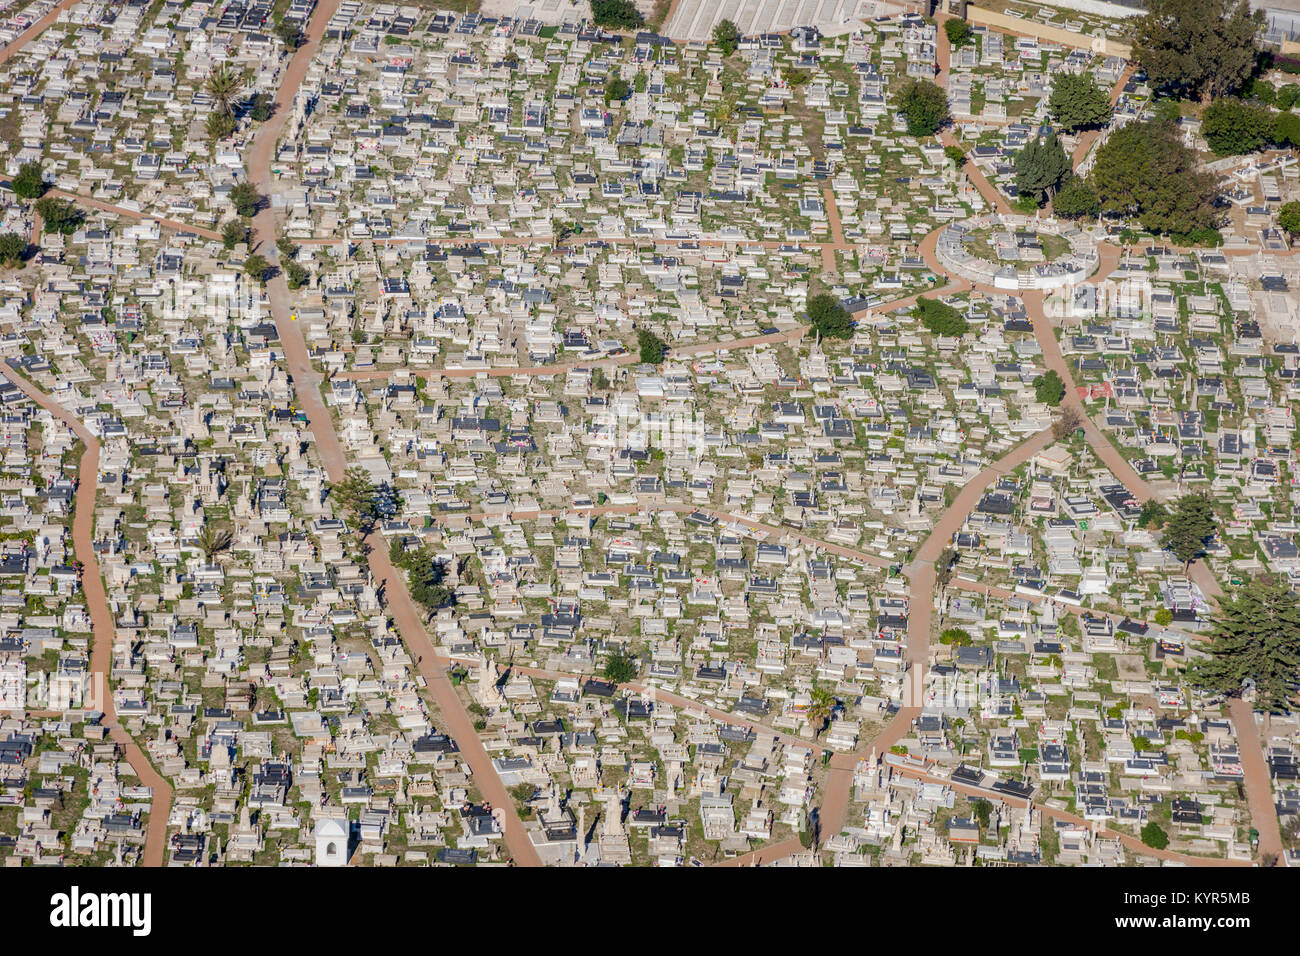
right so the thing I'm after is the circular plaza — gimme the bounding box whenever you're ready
[935,214,1101,292]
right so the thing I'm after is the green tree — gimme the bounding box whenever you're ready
[712,18,741,56]
[1274,111,1300,147]
[404,547,452,610]
[943,144,966,170]
[604,77,630,104]
[0,233,26,267]
[1186,577,1300,711]
[276,19,304,50]
[805,686,836,739]
[637,328,666,364]
[1053,177,1100,220]
[197,523,233,560]
[221,218,250,250]
[896,78,950,136]
[944,18,972,48]
[913,296,969,336]
[1159,493,1218,569]
[206,64,242,117]
[1245,77,1276,104]
[249,92,274,122]
[603,650,638,683]
[1131,0,1262,102]
[1138,499,1168,529]
[1278,84,1300,110]
[331,465,377,523]
[1153,608,1174,626]
[1048,73,1114,132]
[229,182,263,218]
[807,293,853,339]
[206,111,236,141]
[243,253,270,283]
[284,260,310,291]
[1090,120,1222,235]
[589,0,644,30]
[939,627,972,646]
[1014,130,1070,204]
[11,161,47,200]
[1201,97,1273,155]
[1033,369,1066,405]
[33,197,82,235]
[935,546,958,604]
[1279,201,1300,236]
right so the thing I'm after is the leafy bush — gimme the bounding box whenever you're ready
[943,18,972,48]
[1280,200,1300,236]
[0,233,26,267]
[896,78,950,136]
[603,651,637,683]
[807,293,853,339]
[1053,177,1100,220]
[1200,97,1273,155]
[11,161,46,200]
[712,18,740,56]
[637,328,666,364]
[1033,370,1066,405]
[604,77,630,103]
[590,0,643,30]
[913,296,969,336]
[1141,821,1169,850]
[34,197,83,235]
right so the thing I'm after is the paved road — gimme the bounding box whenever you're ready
[0,366,173,867]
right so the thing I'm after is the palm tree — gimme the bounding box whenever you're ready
[206,65,242,117]
[806,686,836,739]
[197,523,233,561]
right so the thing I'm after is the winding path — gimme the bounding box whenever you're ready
[0,365,173,867]
[243,0,544,866]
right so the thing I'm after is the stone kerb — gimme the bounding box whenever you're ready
[935,213,1100,292]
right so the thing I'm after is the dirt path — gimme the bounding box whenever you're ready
[822,185,845,273]
[45,190,223,241]
[0,0,80,65]
[888,761,1250,867]
[817,427,1054,842]
[0,366,173,867]
[334,325,810,380]
[1229,697,1284,862]
[242,0,543,866]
